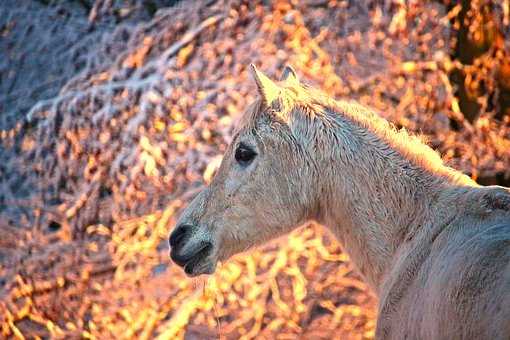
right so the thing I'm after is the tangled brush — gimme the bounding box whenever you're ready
[0,0,509,338]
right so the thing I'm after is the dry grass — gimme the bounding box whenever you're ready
[0,0,509,339]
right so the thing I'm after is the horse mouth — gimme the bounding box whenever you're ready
[171,242,216,277]
[184,258,216,277]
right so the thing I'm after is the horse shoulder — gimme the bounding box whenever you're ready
[376,195,510,339]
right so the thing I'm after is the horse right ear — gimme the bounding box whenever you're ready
[280,65,299,86]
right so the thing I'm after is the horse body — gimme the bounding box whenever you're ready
[169,65,510,339]
[377,189,510,339]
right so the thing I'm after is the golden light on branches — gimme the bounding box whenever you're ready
[0,0,509,339]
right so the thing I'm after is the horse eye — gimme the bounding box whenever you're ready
[235,143,257,165]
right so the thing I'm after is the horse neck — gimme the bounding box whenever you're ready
[308,101,477,292]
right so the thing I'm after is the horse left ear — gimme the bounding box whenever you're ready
[249,64,281,105]
[280,65,299,86]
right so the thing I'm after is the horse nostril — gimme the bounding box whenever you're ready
[169,224,193,248]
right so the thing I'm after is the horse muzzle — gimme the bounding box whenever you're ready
[169,223,216,276]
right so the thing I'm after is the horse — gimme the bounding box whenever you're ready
[169,65,510,339]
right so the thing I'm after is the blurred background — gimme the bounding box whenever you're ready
[0,0,509,338]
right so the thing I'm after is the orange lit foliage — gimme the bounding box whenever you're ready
[0,0,509,339]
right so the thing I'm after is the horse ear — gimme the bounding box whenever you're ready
[280,65,299,86]
[249,64,281,104]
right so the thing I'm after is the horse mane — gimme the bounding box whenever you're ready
[238,80,474,186]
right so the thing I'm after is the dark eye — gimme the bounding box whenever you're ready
[235,143,257,166]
